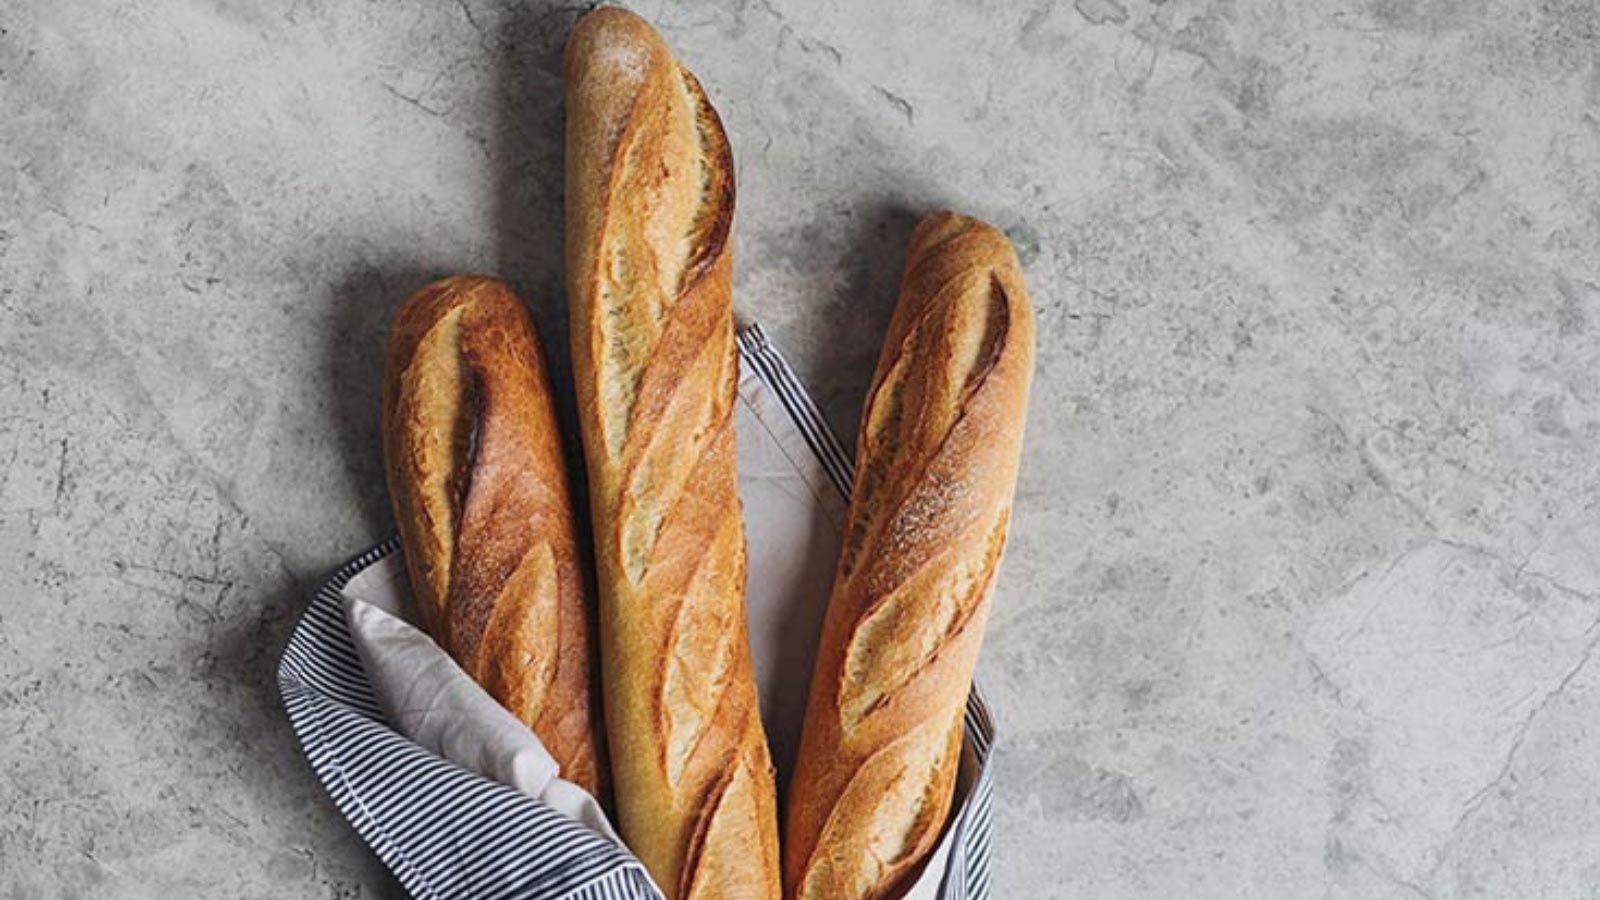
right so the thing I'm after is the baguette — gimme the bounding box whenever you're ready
[784,213,1035,900]
[564,9,780,900]
[382,275,607,798]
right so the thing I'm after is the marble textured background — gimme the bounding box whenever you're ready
[3,0,1599,897]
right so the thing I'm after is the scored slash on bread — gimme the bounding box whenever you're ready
[784,213,1035,900]
[564,8,782,900]
[382,275,609,799]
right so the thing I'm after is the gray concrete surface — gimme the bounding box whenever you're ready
[4,0,1600,897]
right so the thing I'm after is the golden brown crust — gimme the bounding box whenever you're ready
[564,9,779,900]
[783,212,1035,900]
[382,275,608,799]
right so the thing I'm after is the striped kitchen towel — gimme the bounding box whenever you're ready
[277,324,996,900]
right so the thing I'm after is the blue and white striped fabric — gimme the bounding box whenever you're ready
[278,324,996,900]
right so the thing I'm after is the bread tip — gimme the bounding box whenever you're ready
[390,275,520,348]
[418,273,502,296]
[913,209,1002,240]
[565,5,664,79]
[915,209,969,230]
[908,210,1021,271]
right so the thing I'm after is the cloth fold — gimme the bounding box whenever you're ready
[341,568,627,848]
[278,323,996,900]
